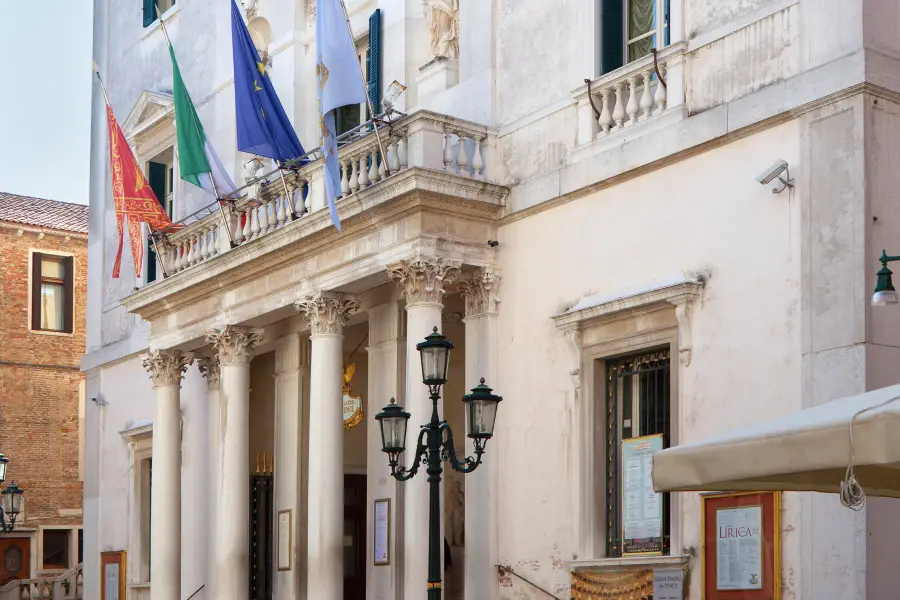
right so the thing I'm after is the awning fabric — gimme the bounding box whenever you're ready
[652,384,900,497]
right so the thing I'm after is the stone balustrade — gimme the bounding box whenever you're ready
[0,564,83,600]
[575,42,687,145]
[157,110,496,279]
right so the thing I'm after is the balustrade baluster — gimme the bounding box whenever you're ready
[369,150,380,183]
[209,225,220,257]
[264,198,275,233]
[241,208,251,243]
[294,184,306,217]
[457,134,469,175]
[639,70,653,120]
[249,204,261,239]
[276,195,287,227]
[185,237,194,266]
[612,82,626,130]
[200,228,209,262]
[473,136,484,178]
[625,75,639,126]
[349,160,360,193]
[443,130,453,171]
[340,161,351,196]
[387,142,398,174]
[358,155,369,188]
[598,89,613,135]
[653,63,667,115]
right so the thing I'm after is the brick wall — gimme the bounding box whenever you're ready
[0,224,86,528]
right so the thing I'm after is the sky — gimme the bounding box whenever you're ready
[0,1,93,206]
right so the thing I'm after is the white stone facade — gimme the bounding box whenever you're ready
[83,0,900,599]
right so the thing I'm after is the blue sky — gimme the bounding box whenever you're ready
[0,2,93,205]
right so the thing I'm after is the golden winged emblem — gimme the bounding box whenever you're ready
[342,363,364,431]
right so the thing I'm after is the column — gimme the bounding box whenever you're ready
[141,349,194,600]
[198,356,221,600]
[273,333,311,600]
[387,257,461,599]
[366,301,406,598]
[206,325,264,600]
[295,292,360,600]
[459,268,501,600]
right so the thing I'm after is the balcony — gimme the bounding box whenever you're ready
[573,42,687,147]
[123,110,508,342]
[153,110,503,277]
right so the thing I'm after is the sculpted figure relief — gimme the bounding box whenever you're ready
[427,0,459,59]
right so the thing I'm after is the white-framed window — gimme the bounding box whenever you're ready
[41,529,70,571]
[145,147,175,284]
[335,39,371,137]
[143,0,176,28]
[122,424,153,583]
[29,250,74,334]
[600,0,671,74]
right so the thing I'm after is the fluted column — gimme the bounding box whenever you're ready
[206,326,264,600]
[295,292,360,600]
[459,268,501,600]
[198,356,221,600]
[142,349,194,600]
[387,257,461,599]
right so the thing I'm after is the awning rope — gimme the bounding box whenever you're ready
[841,394,900,511]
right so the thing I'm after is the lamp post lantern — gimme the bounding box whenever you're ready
[0,454,24,533]
[375,327,502,599]
[873,250,900,306]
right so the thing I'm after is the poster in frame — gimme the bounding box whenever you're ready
[100,550,126,600]
[621,433,665,556]
[701,491,781,600]
[374,498,391,566]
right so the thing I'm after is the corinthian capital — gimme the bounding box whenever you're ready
[387,257,461,306]
[295,292,360,336]
[458,267,501,317]
[206,325,264,366]
[198,355,221,391]
[142,350,194,388]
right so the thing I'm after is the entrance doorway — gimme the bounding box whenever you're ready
[344,474,366,600]
[250,471,274,600]
[0,538,29,585]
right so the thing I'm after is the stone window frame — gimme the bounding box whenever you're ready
[121,422,153,585]
[553,278,702,565]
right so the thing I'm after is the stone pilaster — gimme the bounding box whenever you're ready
[141,350,193,600]
[198,354,221,600]
[205,325,263,600]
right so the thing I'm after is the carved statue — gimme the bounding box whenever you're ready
[427,0,459,59]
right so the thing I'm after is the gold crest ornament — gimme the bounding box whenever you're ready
[343,363,364,430]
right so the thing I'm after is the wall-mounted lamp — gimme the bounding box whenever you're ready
[382,80,407,114]
[757,160,794,194]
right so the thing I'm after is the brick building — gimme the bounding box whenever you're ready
[0,193,88,584]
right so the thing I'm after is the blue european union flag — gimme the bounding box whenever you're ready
[231,0,306,165]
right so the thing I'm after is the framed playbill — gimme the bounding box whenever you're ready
[701,491,781,600]
[277,509,292,571]
[100,551,126,600]
[374,498,391,566]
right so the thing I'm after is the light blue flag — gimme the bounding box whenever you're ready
[316,0,367,231]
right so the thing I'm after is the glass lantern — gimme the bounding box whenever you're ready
[416,327,454,386]
[462,379,503,439]
[2,482,24,519]
[375,398,411,455]
[0,454,8,483]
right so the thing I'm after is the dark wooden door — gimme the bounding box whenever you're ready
[0,538,29,585]
[250,474,274,600]
[344,474,367,600]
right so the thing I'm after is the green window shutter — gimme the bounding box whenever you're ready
[148,161,167,207]
[664,0,670,45]
[143,0,156,28]
[368,9,382,114]
[600,0,624,75]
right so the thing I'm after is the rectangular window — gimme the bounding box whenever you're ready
[31,252,74,333]
[42,530,69,570]
[77,529,83,564]
[605,348,670,557]
[143,0,175,28]
[141,458,152,582]
[600,0,670,74]
[146,148,175,283]
[335,41,371,137]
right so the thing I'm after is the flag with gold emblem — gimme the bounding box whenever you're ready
[105,103,176,278]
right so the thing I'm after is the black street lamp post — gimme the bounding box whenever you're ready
[0,454,24,533]
[375,327,502,599]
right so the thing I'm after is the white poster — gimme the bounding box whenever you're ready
[716,506,763,590]
[277,510,292,570]
[622,435,664,554]
[653,568,684,600]
[104,563,119,600]
[374,499,390,565]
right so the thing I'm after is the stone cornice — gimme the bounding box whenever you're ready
[121,168,507,320]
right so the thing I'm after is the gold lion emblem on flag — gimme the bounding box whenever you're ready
[316,62,329,89]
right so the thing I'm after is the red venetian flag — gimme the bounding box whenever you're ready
[105,102,176,278]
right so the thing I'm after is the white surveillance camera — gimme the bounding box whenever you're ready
[757,160,793,194]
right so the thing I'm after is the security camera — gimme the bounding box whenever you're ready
[757,160,794,194]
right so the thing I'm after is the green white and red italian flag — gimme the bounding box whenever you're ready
[168,43,236,197]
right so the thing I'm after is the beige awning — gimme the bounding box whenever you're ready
[652,384,900,497]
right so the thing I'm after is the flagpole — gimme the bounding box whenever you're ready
[337,0,389,167]
[93,62,171,279]
[158,6,238,249]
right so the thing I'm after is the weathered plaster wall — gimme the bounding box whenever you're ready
[494,121,802,598]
